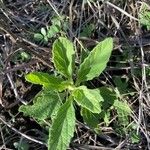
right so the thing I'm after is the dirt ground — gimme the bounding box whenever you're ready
[0,0,150,150]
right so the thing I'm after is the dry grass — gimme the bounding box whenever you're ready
[0,0,150,149]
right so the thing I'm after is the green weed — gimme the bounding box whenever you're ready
[34,16,68,44]
[19,37,131,150]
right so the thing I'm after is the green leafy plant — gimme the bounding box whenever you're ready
[34,16,68,44]
[19,37,131,150]
[12,51,31,63]
[139,2,150,30]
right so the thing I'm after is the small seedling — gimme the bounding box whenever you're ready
[139,2,150,30]
[12,51,31,63]
[34,16,68,44]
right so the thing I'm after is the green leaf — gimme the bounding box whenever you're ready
[99,87,117,110]
[139,2,150,30]
[76,38,113,84]
[51,16,62,26]
[48,98,75,150]
[81,108,99,129]
[113,100,131,115]
[25,72,68,91]
[43,36,48,43]
[80,23,95,37]
[52,37,75,79]
[72,86,103,113]
[47,25,60,38]
[80,48,89,64]
[19,90,61,120]
[41,27,47,36]
[103,111,110,126]
[114,77,128,94]
[34,33,43,41]
[113,100,131,126]
[130,132,140,144]
[20,52,30,61]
